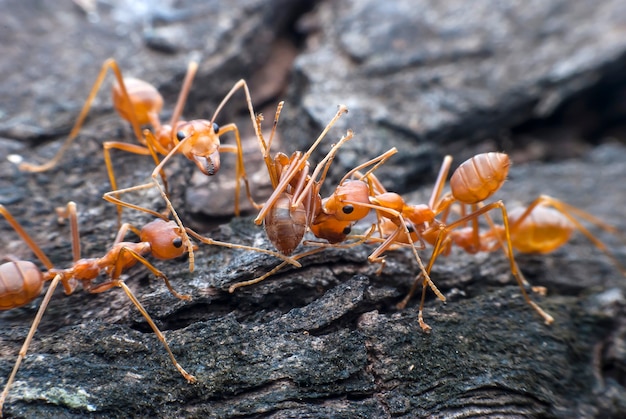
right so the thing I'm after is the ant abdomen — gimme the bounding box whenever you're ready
[508,205,574,253]
[450,152,510,204]
[0,261,44,310]
[265,195,307,255]
[112,77,164,126]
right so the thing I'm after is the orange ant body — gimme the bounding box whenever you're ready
[466,195,626,274]
[228,102,372,292]
[19,58,260,272]
[352,153,553,327]
[370,152,623,328]
[498,196,623,263]
[0,202,200,415]
[229,104,437,299]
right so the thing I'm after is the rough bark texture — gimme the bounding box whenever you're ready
[0,0,625,418]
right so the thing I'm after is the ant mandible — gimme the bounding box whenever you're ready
[0,201,199,416]
[19,58,260,272]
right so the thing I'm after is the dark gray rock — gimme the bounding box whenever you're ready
[284,0,626,190]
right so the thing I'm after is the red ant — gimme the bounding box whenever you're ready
[0,201,203,415]
[418,192,626,287]
[488,195,626,275]
[298,152,549,329]
[19,58,260,272]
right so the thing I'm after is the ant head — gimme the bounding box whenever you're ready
[176,121,221,175]
[310,217,353,244]
[140,219,188,260]
[324,180,371,222]
[112,77,163,126]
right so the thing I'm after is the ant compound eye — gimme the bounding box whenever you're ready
[212,122,219,133]
[406,223,415,233]
[176,131,186,141]
[342,226,352,235]
[172,237,183,248]
[342,205,354,214]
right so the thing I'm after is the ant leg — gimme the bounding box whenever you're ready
[396,228,453,309]
[346,148,398,188]
[259,105,351,220]
[396,273,421,310]
[496,201,554,324]
[391,270,433,331]
[255,102,284,189]
[367,218,443,333]
[292,130,355,211]
[103,182,169,221]
[205,79,265,212]
[0,274,64,413]
[53,202,82,294]
[210,80,267,165]
[148,141,198,271]
[254,123,346,227]
[113,247,191,301]
[104,135,197,272]
[211,80,255,127]
[254,106,350,225]
[428,155,454,211]
[102,141,154,225]
[427,202,554,325]
[227,247,323,293]
[216,126,255,215]
[185,228,301,268]
[103,183,302,270]
[20,59,143,173]
[113,223,137,245]
[297,105,349,165]
[167,61,199,133]
[253,153,307,225]
[86,278,196,383]
[0,205,54,270]
[55,202,81,263]
[340,199,444,304]
[303,224,378,249]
